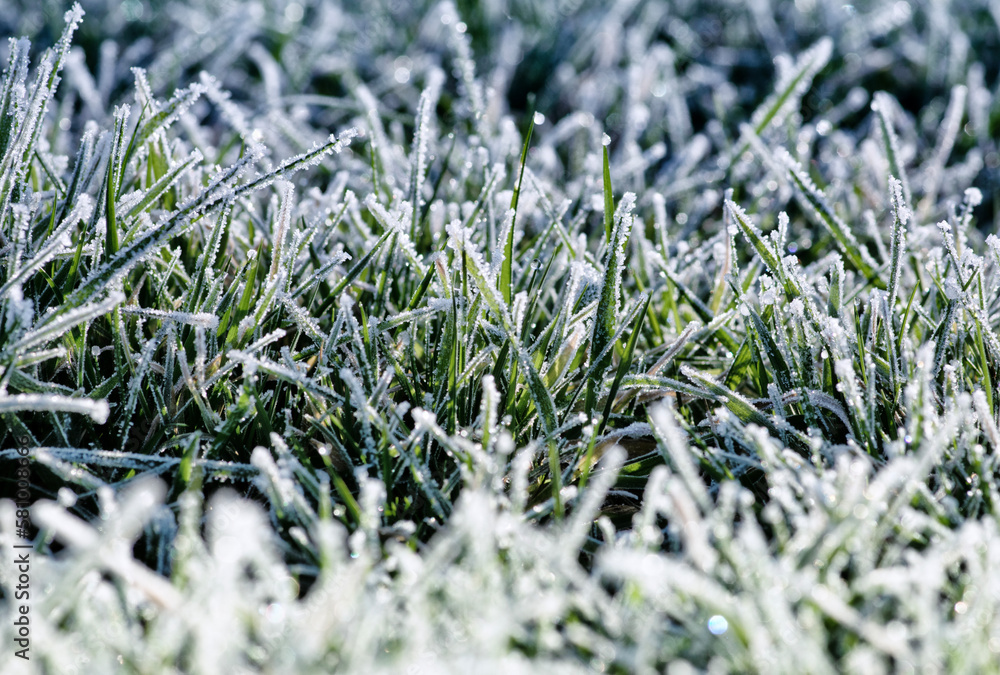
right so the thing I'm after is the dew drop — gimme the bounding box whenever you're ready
[708,615,728,635]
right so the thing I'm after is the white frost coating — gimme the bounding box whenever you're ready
[364,194,426,276]
[409,68,446,211]
[251,445,297,514]
[987,235,1000,264]
[749,37,832,135]
[3,283,33,334]
[759,274,777,305]
[269,181,295,281]
[888,176,911,227]
[0,393,109,423]
[3,3,1000,673]
[871,91,913,207]
[442,1,485,135]
[607,191,637,314]
[601,421,652,440]
[13,291,125,351]
[118,306,219,328]
[232,128,357,204]
[964,187,983,207]
[942,277,961,300]
[278,293,327,342]
[31,479,182,610]
[777,147,880,277]
[490,207,516,278]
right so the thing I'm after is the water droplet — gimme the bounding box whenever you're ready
[533,111,546,126]
[602,133,612,147]
[530,258,542,270]
[264,602,286,623]
[708,615,728,635]
[284,3,303,22]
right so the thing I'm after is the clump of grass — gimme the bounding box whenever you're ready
[2,0,1000,672]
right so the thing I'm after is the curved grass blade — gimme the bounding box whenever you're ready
[730,37,832,163]
[872,92,912,207]
[779,149,881,285]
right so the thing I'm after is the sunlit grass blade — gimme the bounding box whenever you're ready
[586,189,636,419]
[598,292,649,435]
[500,112,535,305]
[871,92,912,207]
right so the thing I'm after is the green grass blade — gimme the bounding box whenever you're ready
[586,191,636,419]
[500,112,535,305]
[599,292,649,435]
[745,304,794,394]
[602,138,613,242]
[780,149,881,285]
[457,235,557,436]
[872,92,912,207]
[730,37,832,163]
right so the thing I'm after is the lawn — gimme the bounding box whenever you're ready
[1,0,1000,672]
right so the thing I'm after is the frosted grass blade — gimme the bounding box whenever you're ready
[586,192,636,418]
[500,112,535,305]
[0,393,109,423]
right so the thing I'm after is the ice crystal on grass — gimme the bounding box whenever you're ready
[3,0,1000,672]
